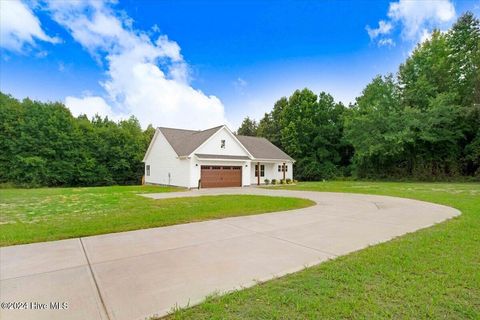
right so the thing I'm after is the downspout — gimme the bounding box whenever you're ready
[283,162,286,181]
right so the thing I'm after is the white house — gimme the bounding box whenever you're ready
[142,125,294,188]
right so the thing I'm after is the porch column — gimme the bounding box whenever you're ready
[257,162,260,185]
[283,162,286,181]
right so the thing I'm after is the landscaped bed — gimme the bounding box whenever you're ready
[167,181,480,319]
[0,185,314,246]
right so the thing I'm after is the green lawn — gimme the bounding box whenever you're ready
[0,185,314,246]
[169,181,480,319]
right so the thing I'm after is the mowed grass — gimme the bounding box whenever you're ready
[169,181,480,319]
[0,185,314,246]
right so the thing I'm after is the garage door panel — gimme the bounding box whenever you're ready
[201,166,242,188]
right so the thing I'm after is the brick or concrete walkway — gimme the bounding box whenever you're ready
[0,188,460,320]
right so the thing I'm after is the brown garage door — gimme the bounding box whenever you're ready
[201,166,242,188]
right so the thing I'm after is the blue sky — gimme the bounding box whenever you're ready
[1,0,479,129]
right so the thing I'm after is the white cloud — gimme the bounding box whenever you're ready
[66,96,120,120]
[378,38,395,47]
[367,0,456,46]
[388,0,455,40]
[366,20,393,39]
[44,0,226,129]
[0,0,59,52]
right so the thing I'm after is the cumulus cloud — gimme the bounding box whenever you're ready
[44,0,226,129]
[0,0,59,52]
[388,0,455,40]
[366,20,393,40]
[66,96,120,120]
[367,0,456,46]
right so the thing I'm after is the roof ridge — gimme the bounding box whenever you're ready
[191,125,224,135]
[159,125,223,134]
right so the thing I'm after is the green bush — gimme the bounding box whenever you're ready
[280,179,285,184]
[264,179,270,185]
[286,178,292,184]
[271,179,277,185]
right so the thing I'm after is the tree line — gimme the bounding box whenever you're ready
[237,12,480,181]
[0,93,154,187]
[1,13,478,187]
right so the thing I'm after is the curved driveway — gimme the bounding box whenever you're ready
[0,188,460,320]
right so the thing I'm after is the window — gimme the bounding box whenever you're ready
[221,140,226,148]
[146,165,150,176]
[278,165,281,172]
[285,164,288,172]
[278,164,287,172]
[255,164,265,177]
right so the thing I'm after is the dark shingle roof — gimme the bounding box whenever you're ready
[235,135,293,161]
[158,125,293,161]
[159,126,223,156]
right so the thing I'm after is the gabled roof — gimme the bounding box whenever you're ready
[155,125,293,161]
[158,125,223,157]
[235,135,294,161]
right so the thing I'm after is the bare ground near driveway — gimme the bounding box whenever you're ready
[0,188,459,320]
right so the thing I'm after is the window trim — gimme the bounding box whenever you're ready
[146,165,150,176]
[255,164,265,177]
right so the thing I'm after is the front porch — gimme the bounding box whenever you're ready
[250,160,293,185]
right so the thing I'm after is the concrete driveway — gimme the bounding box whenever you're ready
[0,188,460,320]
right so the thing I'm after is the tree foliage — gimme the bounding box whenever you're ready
[346,12,480,179]
[236,117,258,136]
[0,93,152,187]
[252,89,351,181]
[239,12,480,181]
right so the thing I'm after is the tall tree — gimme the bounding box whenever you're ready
[236,117,258,136]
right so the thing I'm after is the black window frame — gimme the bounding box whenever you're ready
[146,165,150,176]
[255,164,265,177]
[221,139,226,148]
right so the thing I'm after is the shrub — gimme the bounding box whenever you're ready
[271,179,277,185]
[286,178,292,184]
[280,179,285,184]
[293,179,298,184]
[264,179,270,185]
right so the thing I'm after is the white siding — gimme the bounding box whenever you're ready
[250,162,293,184]
[144,126,292,188]
[144,130,190,187]
[195,127,250,157]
